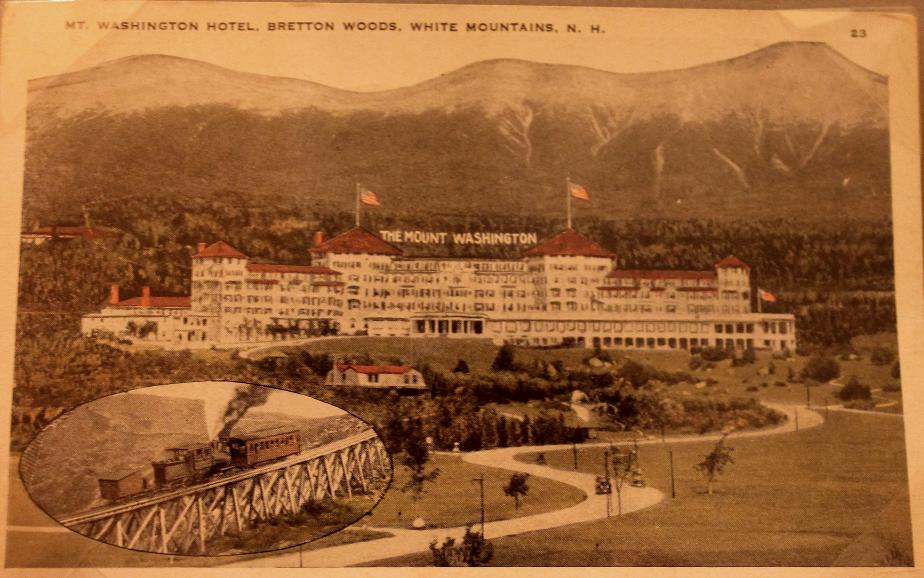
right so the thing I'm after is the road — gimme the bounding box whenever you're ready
[225,402,821,567]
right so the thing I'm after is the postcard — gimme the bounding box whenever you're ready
[0,1,920,573]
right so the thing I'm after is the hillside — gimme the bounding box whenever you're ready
[23,42,890,226]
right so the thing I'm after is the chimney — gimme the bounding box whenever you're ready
[312,230,325,247]
[197,242,206,254]
[110,284,120,305]
[141,286,151,308]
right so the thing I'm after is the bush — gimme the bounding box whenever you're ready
[891,360,901,379]
[453,359,470,374]
[491,344,517,372]
[699,347,730,362]
[837,375,872,401]
[430,527,493,566]
[688,355,704,371]
[870,347,896,366]
[844,398,876,411]
[800,356,841,382]
[882,383,901,393]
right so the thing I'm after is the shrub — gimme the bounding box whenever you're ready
[688,355,704,371]
[837,375,872,401]
[746,385,759,392]
[699,347,730,362]
[844,398,876,411]
[882,383,901,393]
[891,361,901,379]
[430,527,493,567]
[453,359,470,374]
[800,356,840,382]
[491,344,517,372]
[870,347,896,366]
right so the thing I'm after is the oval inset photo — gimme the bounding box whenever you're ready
[20,381,392,556]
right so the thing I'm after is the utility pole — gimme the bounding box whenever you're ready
[825,397,830,419]
[572,442,578,470]
[806,383,811,408]
[669,449,676,498]
[603,449,611,518]
[471,475,486,537]
[795,408,799,431]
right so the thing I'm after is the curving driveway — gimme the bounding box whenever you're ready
[224,403,821,567]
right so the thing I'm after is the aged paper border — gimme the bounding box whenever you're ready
[0,1,920,575]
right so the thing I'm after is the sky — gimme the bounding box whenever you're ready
[2,3,912,93]
[127,381,346,438]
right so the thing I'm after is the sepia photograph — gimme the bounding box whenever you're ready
[0,1,920,571]
[17,382,390,558]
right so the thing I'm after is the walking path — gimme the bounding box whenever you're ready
[224,402,822,567]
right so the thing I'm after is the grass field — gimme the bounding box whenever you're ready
[283,337,499,374]
[372,410,913,566]
[365,453,585,529]
[5,526,390,568]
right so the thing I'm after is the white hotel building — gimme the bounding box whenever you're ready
[81,227,796,352]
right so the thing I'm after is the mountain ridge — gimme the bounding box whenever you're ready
[23,41,891,223]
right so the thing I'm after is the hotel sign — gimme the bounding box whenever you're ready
[378,230,539,246]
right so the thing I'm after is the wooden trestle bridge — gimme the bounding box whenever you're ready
[58,429,390,555]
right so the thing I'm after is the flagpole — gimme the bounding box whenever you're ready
[566,176,572,229]
[355,183,361,228]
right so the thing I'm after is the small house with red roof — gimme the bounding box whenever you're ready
[325,363,427,390]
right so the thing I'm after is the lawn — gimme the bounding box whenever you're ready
[281,337,499,374]
[372,410,913,566]
[365,453,585,529]
[5,526,389,568]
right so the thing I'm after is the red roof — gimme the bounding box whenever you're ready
[523,229,615,258]
[247,263,341,275]
[196,241,246,259]
[23,226,117,238]
[715,255,750,269]
[309,228,402,256]
[336,363,414,375]
[606,269,716,280]
[114,296,191,308]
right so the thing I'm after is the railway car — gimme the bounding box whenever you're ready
[224,427,302,467]
[152,443,226,487]
[98,469,150,501]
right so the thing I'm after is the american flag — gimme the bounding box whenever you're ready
[569,181,591,202]
[359,187,381,206]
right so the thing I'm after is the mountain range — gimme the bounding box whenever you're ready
[24,42,891,223]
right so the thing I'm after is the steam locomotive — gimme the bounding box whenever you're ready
[98,426,302,502]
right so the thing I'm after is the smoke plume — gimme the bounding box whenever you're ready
[216,385,271,439]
